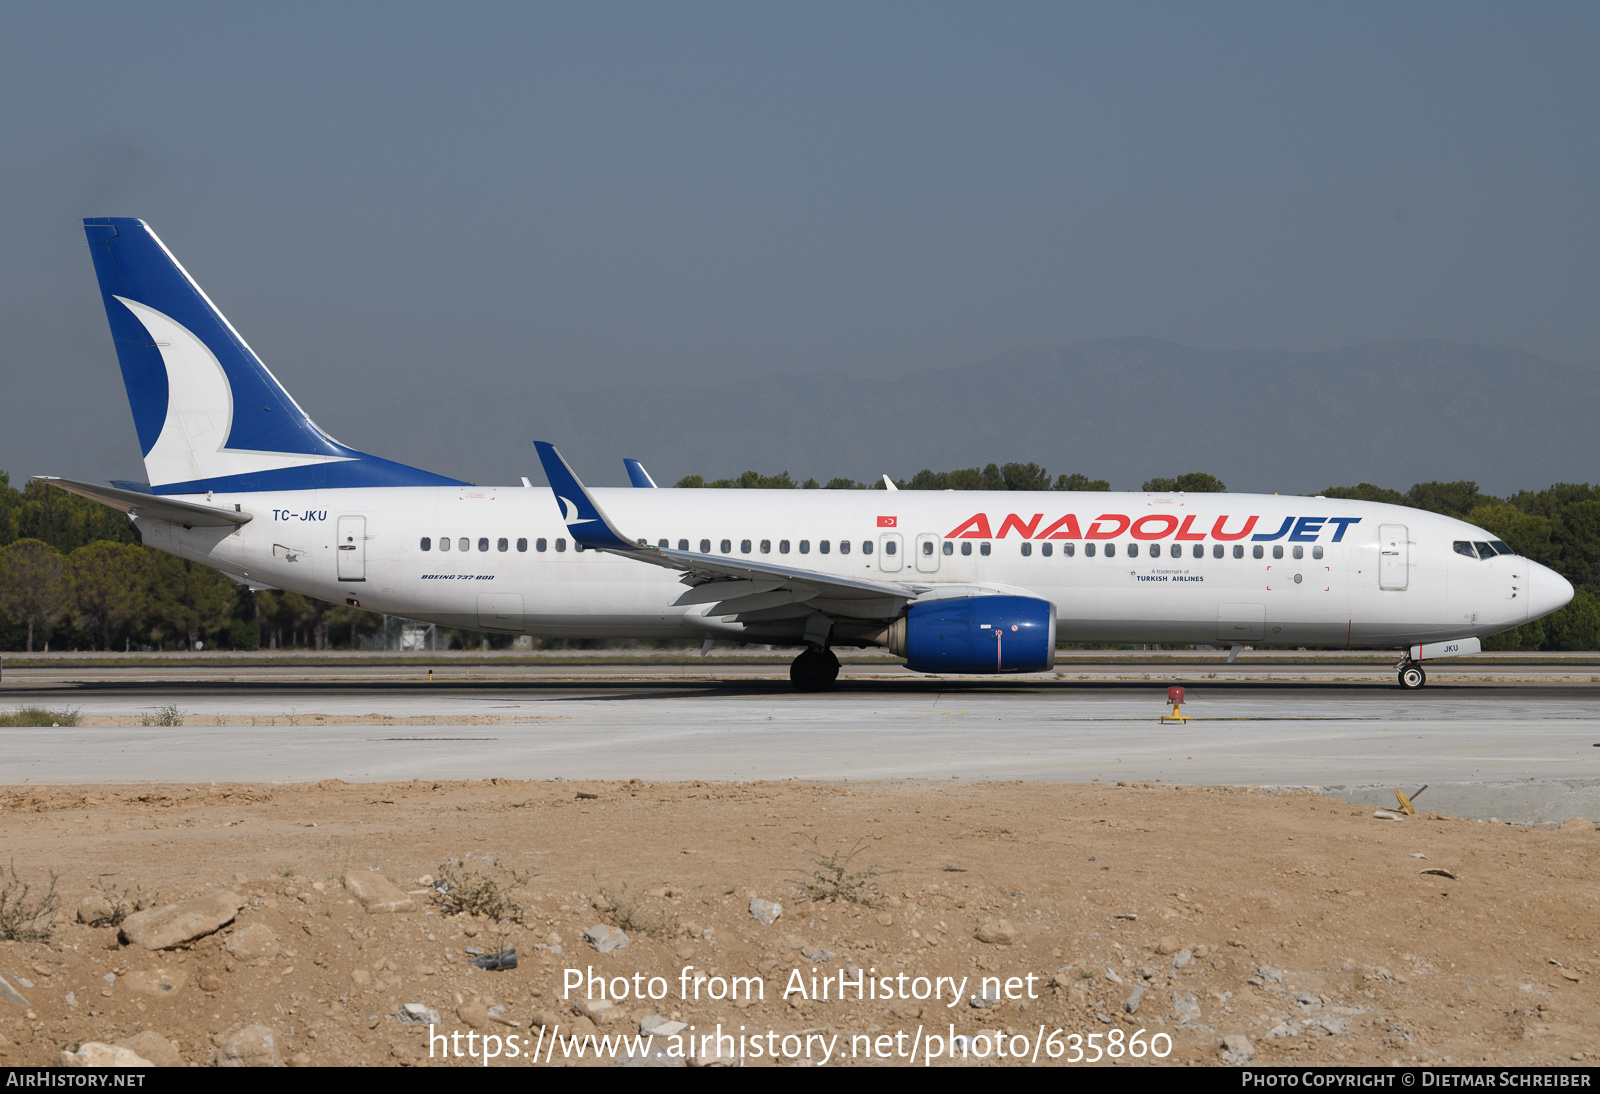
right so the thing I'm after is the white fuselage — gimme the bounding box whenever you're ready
[136,486,1566,650]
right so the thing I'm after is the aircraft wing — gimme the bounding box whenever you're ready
[534,443,922,620]
[39,477,253,528]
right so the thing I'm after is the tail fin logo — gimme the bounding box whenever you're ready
[114,296,354,487]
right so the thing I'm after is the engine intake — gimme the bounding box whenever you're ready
[887,595,1057,674]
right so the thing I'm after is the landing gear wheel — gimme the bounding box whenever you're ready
[790,647,840,692]
[1398,664,1426,690]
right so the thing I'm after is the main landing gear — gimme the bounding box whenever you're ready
[1397,659,1426,690]
[790,646,840,692]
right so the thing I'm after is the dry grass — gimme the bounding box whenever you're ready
[0,706,80,727]
[0,860,60,941]
[790,836,896,906]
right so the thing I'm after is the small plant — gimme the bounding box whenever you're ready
[83,877,158,928]
[595,883,678,939]
[139,704,183,727]
[791,836,896,906]
[277,865,295,878]
[0,860,61,941]
[0,706,81,727]
[433,861,523,923]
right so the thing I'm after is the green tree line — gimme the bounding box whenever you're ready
[0,473,377,653]
[3,468,1598,651]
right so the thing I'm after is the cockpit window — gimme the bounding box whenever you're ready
[1453,540,1477,559]
[1473,541,1495,559]
[1490,540,1513,556]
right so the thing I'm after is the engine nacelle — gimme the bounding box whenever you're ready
[886,595,1057,674]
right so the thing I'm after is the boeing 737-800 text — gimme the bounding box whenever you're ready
[44,219,1575,690]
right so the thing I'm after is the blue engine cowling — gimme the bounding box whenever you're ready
[887,595,1057,674]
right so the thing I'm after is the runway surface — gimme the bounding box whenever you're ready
[3,661,1597,823]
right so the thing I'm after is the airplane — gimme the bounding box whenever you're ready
[43,218,1575,691]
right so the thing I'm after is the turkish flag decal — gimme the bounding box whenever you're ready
[877,516,897,528]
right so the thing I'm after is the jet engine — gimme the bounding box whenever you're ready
[885,595,1056,674]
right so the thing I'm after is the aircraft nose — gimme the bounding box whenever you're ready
[1526,560,1574,623]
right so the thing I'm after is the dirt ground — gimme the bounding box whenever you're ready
[0,778,1594,1067]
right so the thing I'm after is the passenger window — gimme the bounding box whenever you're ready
[658,539,669,549]
[721,539,732,553]
[439,536,451,552]
[476,538,488,552]
[759,539,770,554]
[960,541,971,556]
[701,539,712,553]
[741,539,752,554]
[556,538,567,552]
[1233,544,1243,559]
[1130,543,1140,557]
[517,538,527,552]
[1020,542,1032,557]
[1272,545,1283,560]
[979,542,990,556]
[1193,544,1203,559]
[884,540,895,555]
[1292,545,1303,560]
[678,539,689,551]
[942,541,953,555]
[1474,542,1494,559]
[800,540,810,554]
[820,540,830,555]
[1085,542,1097,557]
[460,538,470,552]
[1312,545,1323,559]
[921,541,932,556]
[1169,544,1181,559]
[420,537,431,552]
[1041,542,1053,557]
[840,541,850,555]
[862,541,873,555]
[1103,543,1115,557]
[1062,543,1075,557]
[779,540,790,554]
[536,538,547,552]
[1252,545,1263,559]
[1212,544,1223,559]
[495,538,506,552]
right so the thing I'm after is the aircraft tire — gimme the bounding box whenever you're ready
[1398,664,1426,690]
[790,648,838,692]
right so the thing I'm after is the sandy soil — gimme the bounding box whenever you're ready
[0,778,1594,1067]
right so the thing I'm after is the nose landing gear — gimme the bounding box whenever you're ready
[790,646,841,692]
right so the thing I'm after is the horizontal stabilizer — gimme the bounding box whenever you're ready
[39,477,252,528]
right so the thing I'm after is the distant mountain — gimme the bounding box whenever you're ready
[332,339,1600,496]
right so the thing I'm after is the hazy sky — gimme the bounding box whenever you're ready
[3,3,1597,485]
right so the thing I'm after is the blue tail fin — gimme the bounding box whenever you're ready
[623,458,657,488]
[83,218,465,493]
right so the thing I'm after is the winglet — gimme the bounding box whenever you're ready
[623,458,658,488]
[533,442,640,551]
